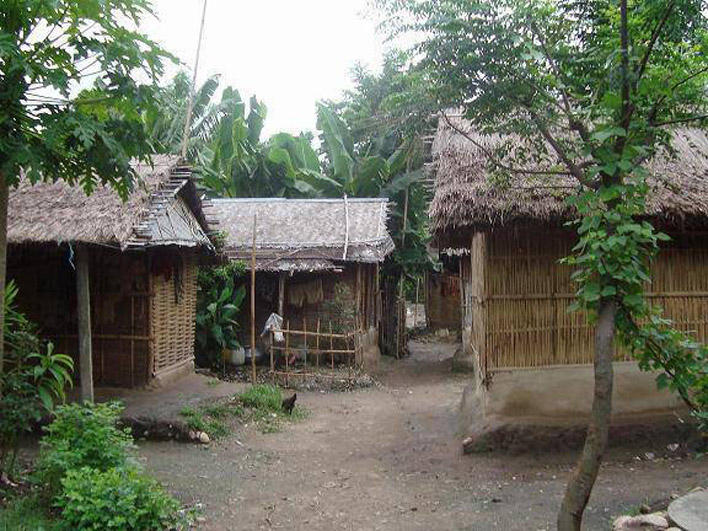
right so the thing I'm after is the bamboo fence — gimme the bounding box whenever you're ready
[268,318,363,384]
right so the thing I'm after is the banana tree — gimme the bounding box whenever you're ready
[144,72,232,161]
[316,102,433,356]
[198,90,333,198]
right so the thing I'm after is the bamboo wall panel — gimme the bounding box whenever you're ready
[479,229,708,371]
[150,251,198,375]
[7,245,151,387]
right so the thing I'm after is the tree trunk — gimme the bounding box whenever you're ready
[0,177,8,377]
[76,244,94,403]
[557,300,617,530]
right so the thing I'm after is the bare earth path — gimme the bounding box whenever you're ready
[139,341,707,530]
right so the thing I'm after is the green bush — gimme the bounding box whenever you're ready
[34,402,134,496]
[54,466,179,531]
[1,281,73,478]
[195,260,247,368]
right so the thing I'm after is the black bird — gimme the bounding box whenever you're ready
[281,393,297,415]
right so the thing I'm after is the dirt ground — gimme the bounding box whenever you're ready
[139,341,707,530]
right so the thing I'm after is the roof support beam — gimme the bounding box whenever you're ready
[278,272,286,317]
[76,244,94,402]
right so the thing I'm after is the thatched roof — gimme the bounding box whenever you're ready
[430,115,708,245]
[8,155,213,250]
[212,198,395,271]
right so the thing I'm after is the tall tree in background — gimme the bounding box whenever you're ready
[377,0,707,527]
[0,0,171,377]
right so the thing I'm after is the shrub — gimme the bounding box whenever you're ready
[1,281,73,478]
[194,260,247,368]
[54,466,179,531]
[34,402,134,496]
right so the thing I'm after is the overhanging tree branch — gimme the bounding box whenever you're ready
[440,112,575,178]
[635,0,677,85]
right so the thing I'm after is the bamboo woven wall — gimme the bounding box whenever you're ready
[469,228,708,372]
[150,250,198,376]
[7,245,151,387]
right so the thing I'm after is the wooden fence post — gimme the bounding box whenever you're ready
[250,214,257,385]
[76,244,94,403]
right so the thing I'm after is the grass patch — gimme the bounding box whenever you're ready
[0,494,55,531]
[236,384,308,433]
[179,402,242,440]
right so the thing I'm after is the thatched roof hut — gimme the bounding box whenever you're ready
[7,155,214,389]
[430,115,708,247]
[431,116,708,431]
[212,198,395,368]
[8,154,213,249]
[212,198,394,271]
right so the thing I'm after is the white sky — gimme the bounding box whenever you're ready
[141,0,388,137]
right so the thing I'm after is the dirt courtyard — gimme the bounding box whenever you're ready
[139,341,707,530]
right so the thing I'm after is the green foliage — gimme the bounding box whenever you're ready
[144,71,226,160]
[316,53,437,281]
[147,73,331,198]
[54,466,179,531]
[34,402,135,497]
[1,282,73,477]
[32,401,184,529]
[195,262,247,367]
[0,494,56,531]
[0,0,173,196]
[378,0,708,427]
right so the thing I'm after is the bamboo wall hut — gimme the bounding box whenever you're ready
[7,155,214,389]
[211,198,394,368]
[430,115,708,428]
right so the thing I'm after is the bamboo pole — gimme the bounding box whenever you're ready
[278,273,285,316]
[329,321,334,370]
[76,244,94,403]
[130,294,135,388]
[396,184,410,359]
[269,330,274,378]
[180,0,209,159]
[303,317,308,366]
[284,320,290,388]
[316,319,320,368]
[414,277,419,328]
[250,214,257,385]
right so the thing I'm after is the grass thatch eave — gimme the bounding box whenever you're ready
[429,115,708,243]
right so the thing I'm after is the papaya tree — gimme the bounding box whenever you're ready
[376,0,707,528]
[0,0,172,376]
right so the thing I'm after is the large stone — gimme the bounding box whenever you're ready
[668,488,708,531]
[198,431,210,444]
[613,513,669,530]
